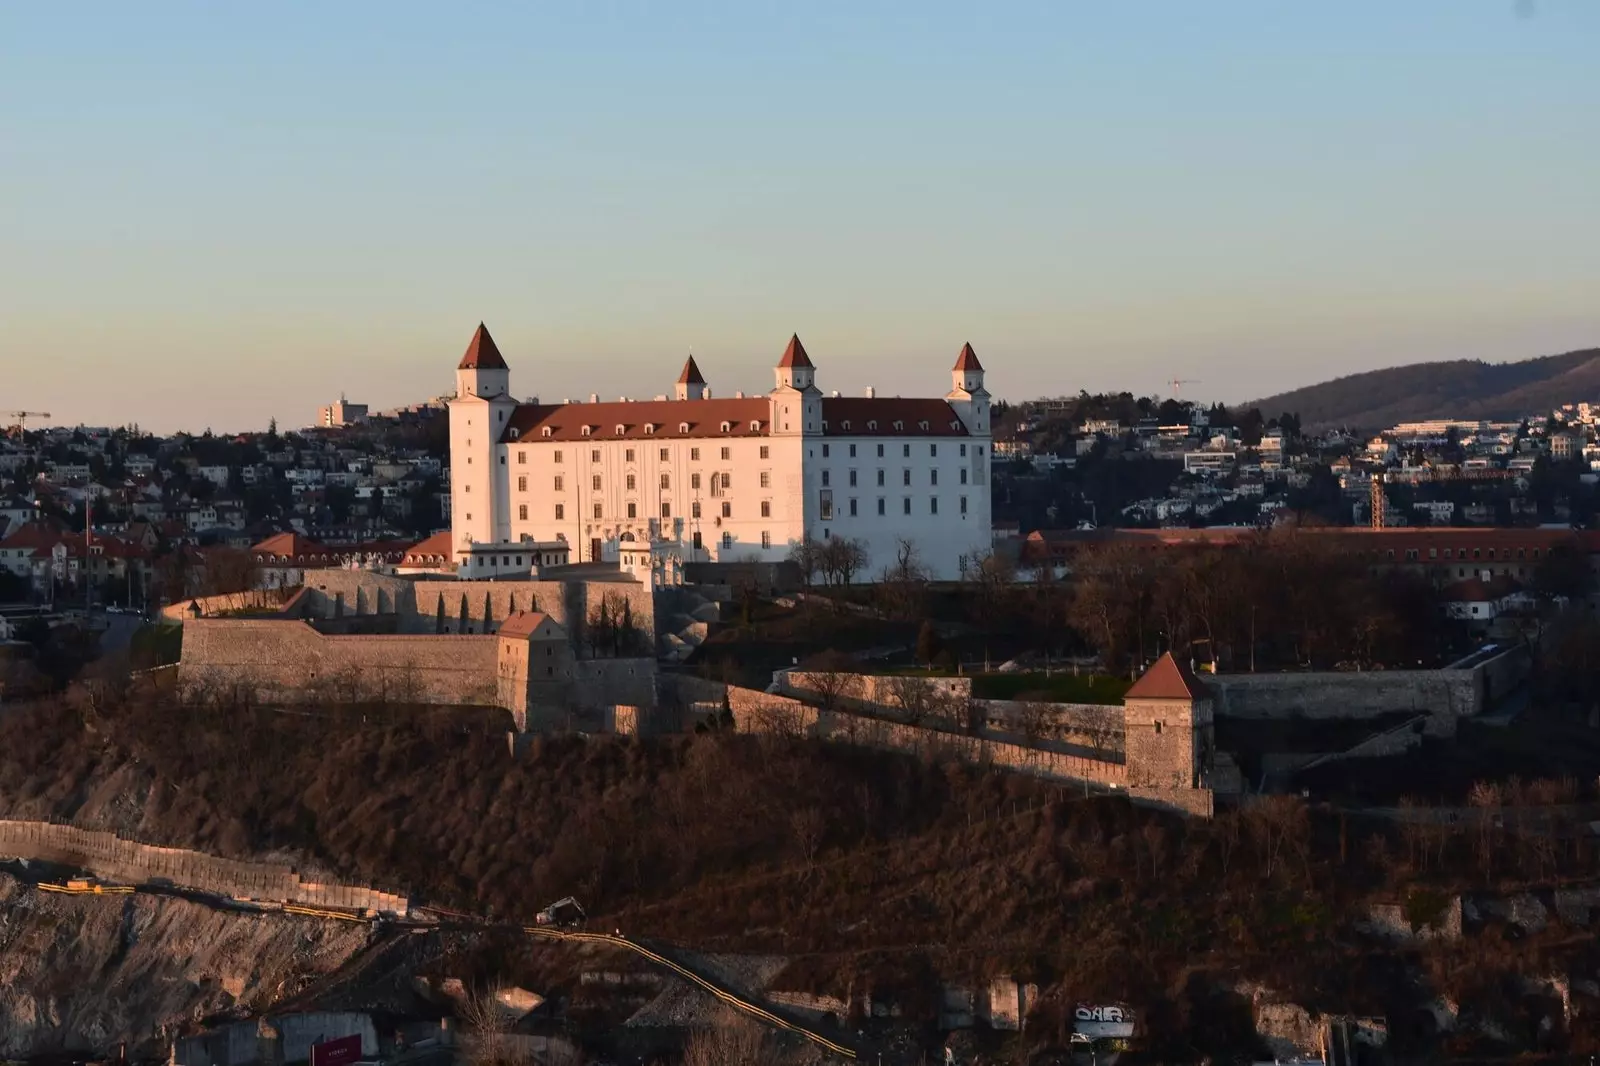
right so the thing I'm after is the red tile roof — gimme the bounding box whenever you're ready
[252,532,327,559]
[821,397,973,436]
[498,610,560,640]
[0,522,63,554]
[401,531,454,565]
[953,342,983,372]
[677,356,706,385]
[1125,651,1209,701]
[503,398,770,442]
[458,322,509,371]
[778,334,813,369]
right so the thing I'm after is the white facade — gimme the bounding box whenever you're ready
[447,327,992,580]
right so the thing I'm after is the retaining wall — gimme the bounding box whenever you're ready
[1207,646,1527,737]
[180,619,500,706]
[0,819,409,915]
[673,677,1129,791]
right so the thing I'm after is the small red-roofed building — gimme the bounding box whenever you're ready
[1123,652,1215,792]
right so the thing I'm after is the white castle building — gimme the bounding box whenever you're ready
[447,324,993,581]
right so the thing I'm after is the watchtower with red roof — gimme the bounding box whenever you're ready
[1122,652,1215,790]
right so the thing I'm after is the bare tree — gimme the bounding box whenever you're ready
[790,806,825,878]
[681,1011,770,1066]
[786,536,823,588]
[884,674,963,730]
[820,536,869,587]
[458,983,521,1066]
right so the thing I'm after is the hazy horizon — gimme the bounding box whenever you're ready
[4,2,1598,434]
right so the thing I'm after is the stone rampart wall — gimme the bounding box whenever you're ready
[1207,646,1526,737]
[180,619,500,707]
[0,819,409,915]
[1210,670,1477,736]
[673,677,1128,791]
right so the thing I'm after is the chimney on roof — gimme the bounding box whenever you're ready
[734,390,744,399]
[865,386,875,398]
[831,390,841,398]
[589,393,599,404]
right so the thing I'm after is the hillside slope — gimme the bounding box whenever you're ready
[1245,346,1600,430]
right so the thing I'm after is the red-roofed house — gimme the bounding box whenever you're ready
[448,324,995,580]
[250,533,408,589]
[1123,652,1215,791]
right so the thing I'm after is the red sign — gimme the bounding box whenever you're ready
[311,1034,363,1066]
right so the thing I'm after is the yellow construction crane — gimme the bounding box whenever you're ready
[1168,379,1199,398]
[5,411,50,437]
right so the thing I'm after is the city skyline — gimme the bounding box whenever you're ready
[4,1,1598,433]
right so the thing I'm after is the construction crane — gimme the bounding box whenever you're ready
[5,411,50,437]
[1168,379,1199,398]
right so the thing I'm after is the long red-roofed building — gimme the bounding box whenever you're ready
[447,325,996,580]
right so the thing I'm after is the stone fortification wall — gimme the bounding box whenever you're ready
[1208,646,1526,737]
[673,677,1128,791]
[0,820,408,915]
[180,619,499,707]
[779,670,1124,756]
[250,571,659,644]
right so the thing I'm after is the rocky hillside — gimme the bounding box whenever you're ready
[1244,345,1600,430]
[0,873,371,1057]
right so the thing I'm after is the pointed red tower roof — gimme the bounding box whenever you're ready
[778,333,813,369]
[953,342,984,372]
[677,355,706,385]
[458,323,509,370]
[1125,651,1209,700]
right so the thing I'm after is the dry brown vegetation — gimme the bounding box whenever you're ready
[5,688,1600,1058]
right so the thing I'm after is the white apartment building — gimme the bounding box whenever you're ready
[448,324,993,581]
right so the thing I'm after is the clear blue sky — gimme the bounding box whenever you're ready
[2,2,1596,432]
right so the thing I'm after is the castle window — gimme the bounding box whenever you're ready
[659,447,669,462]
[841,421,851,432]
[721,501,732,518]
[692,501,701,519]
[930,443,937,456]
[722,532,732,549]
[960,444,967,457]
[509,429,520,439]
[593,503,602,519]
[517,450,527,464]
[760,471,770,488]
[868,421,878,432]
[591,449,600,463]
[823,444,830,458]
[680,423,690,434]
[720,446,731,461]
[761,530,771,549]
[554,476,564,491]
[720,421,731,433]
[625,448,635,462]
[1154,721,1163,734]
[690,447,700,461]
[902,444,911,457]
[554,450,563,462]
[626,474,636,491]
[960,496,968,515]
[893,421,904,432]
[750,420,760,432]
[581,426,592,436]
[616,425,626,435]
[645,423,656,434]
[903,498,911,515]
[691,473,701,490]
[661,502,671,519]
[761,500,771,517]
[849,498,858,517]
[960,469,968,484]
[518,505,528,520]
[627,502,637,519]
[592,475,602,491]
[920,421,930,432]
[930,497,938,514]
[517,476,527,492]
[877,498,886,515]
[543,428,553,438]
[555,504,565,520]
[931,469,938,486]
[720,472,731,489]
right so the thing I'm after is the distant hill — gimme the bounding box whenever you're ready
[1244,346,1600,431]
